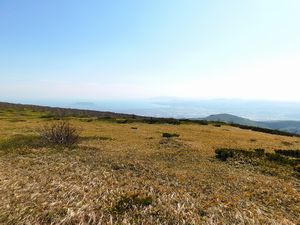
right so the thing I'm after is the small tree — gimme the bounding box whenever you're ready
[39,121,80,146]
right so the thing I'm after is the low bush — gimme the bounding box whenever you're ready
[196,120,209,125]
[40,113,56,119]
[254,148,265,156]
[274,149,300,158]
[294,165,300,173]
[141,118,181,125]
[80,136,112,141]
[215,148,266,161]
[80,118,94,122]
[112,193,153,214]
[8,119,27,122]
[281,141,293,146]
[162,133,180,138]
[265,153,298,166]
[215,149,234,161]
[39,121,80,146]
[215,147,300,173]
[116,119,129,124]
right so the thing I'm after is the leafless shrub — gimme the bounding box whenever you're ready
[39,121,80,146]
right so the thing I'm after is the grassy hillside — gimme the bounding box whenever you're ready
[0,105,299,224]
[203,113,300,135]
[203,113,262,127]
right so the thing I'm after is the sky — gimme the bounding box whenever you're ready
[1,0,300,102]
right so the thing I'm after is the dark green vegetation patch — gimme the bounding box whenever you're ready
[215,149,234,161]
[162,133,180,138]
[215,148,300,175]
[274,149,300,158]
[265,153,300,166]
[229,123,299,137]
[112,194,153,214]
[215,148,265,161]
[0,134,43,151]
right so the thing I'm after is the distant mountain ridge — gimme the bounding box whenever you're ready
[202,113,300,135]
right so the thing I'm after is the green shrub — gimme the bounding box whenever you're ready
[80,136,112,141]
[40,113,57,119]
[294,165,300,173]
[281,141,293,146]
[265,153,297,166]
[232,149,260,157]
[112,194,152,214]
[158,118,181,125]
[116,119,129,124]
[274,149,300,158]
[194,120,209,125]
[254,148,265,156]
[215,149,234,161]
[80,118,93,122]
[162,133,180,138]
[141,118,181,125]
[215,148,265,161]
[233,149,252,157]
[8,119,27,122]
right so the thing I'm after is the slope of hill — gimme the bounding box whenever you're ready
[0,103,299,224]
[203,113,300,135]
[204,113,262,127]
[262,120,300,134]
[0,101,142,119]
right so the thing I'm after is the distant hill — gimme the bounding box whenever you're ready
[204,114,262,127]
[202,113,300,135]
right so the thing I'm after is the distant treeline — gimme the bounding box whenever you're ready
[228,123,300,137]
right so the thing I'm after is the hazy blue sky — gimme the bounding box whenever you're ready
[1,0,300,102]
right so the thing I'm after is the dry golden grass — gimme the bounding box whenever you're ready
[0,115,299,224]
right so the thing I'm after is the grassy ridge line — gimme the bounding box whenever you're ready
[0,101,145,119]
[1,101,299,137]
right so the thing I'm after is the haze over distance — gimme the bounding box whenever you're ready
[1,0,300,120]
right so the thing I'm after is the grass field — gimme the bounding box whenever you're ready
[0,107,299,224]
